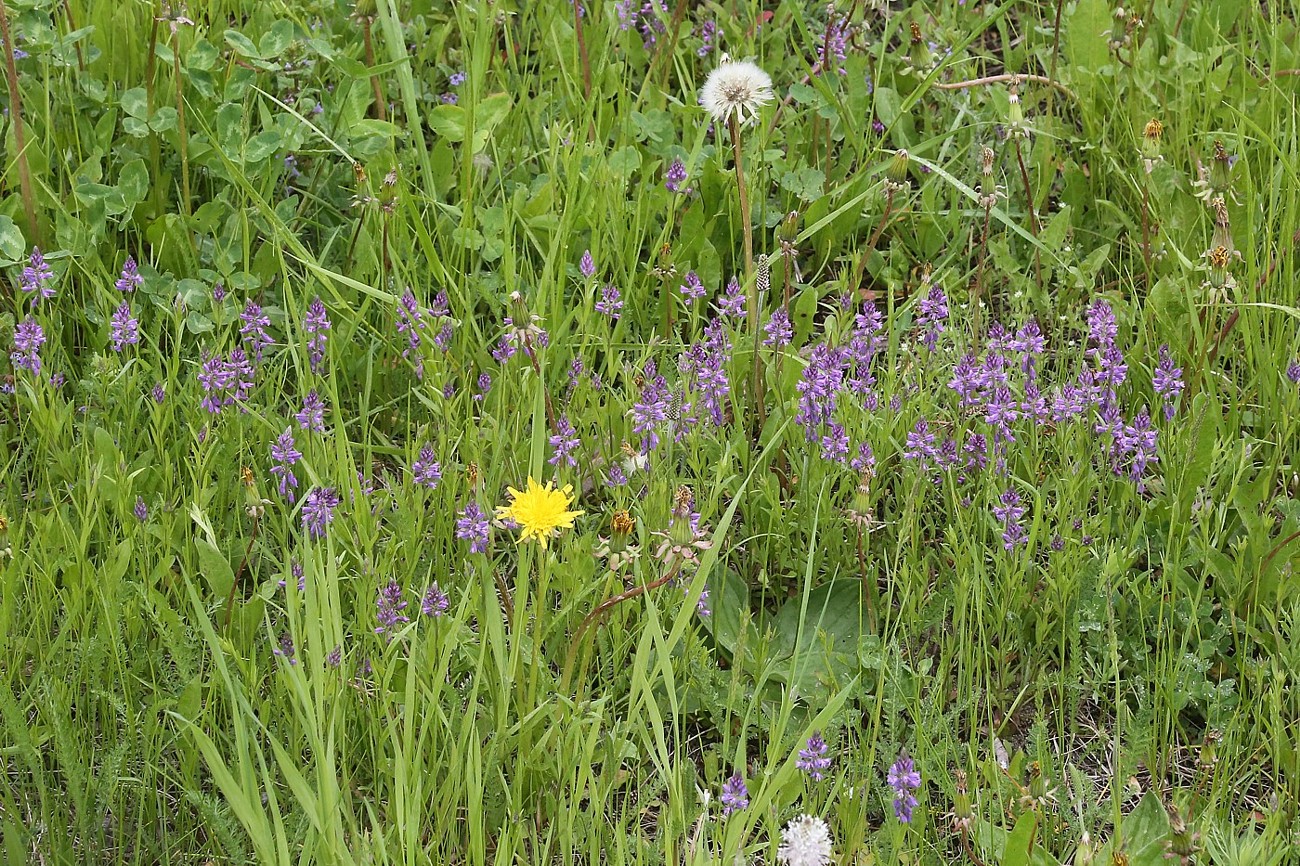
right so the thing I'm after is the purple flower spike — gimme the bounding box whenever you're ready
[109,302,140,352]
[720,772,749,815]
[304,297,330,373]
[456,500,491,553]
[301,487,340,539]
[375,579,410,638]
[797,731,833,781]
[421,582,449,617]
[116,257,144,293]
[412,445,442,489]
[11,316,45,375]
[887,753,921,823]
[270,427,303,502]
[595,283,624,319]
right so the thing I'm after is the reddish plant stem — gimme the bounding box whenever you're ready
[224,514,261,631]
[0,0,38,243]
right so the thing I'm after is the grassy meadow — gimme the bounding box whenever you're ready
[2,0,1300,863]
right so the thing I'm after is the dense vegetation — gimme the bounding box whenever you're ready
[2,0,1299,863]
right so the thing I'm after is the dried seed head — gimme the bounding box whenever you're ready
[981,146,995,176]
[1143,118,1164,141]
[1207,245,1232,269]
[674,485,694,514]
[466,461,480,487]
[755,254,770,297]
[611,509,635,536]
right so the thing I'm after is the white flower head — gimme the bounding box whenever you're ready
[699,56,773,125]
[776,814,833,866]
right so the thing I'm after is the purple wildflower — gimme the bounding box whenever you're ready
[270,428,302,502]
[630,360,671,450]
[375,580,410,638]
[1152,345,1183,421]
[421,582,449,617]
[680,270,706,300]
[197,353,234,413]
[851,442,876,473]
[665,157,689,193]
[20,248,55,300]
[549,416,582,467]
[720,773,749,815]
[273,631,298,665]
[595,283,624,319]
[797,731,833,781]
[212,283,227,303]
[1086,300,1119,350]
[763,307,793,348]
[476,372,492,401]
[278,561,305,592]
[456,500,491,553]
[820,422,849,464]
[396,288,429,375]
[695,20,717,57]
[133,497,149,522]
[116,257,144,293]
[817,11,848,75]
[1287,360,1300,384]
[412,446,442,489]
[580,250,596,279]
[239,301,274,361]
[301,487,340,539]
[1114,408,1159,488]
[887,753,921,823]
[304,297,330,373]
[902,417,939,467]
[326,645,342,667]
[449,70,466,86]
[616,0,668,48]
[109,302,140,352]
[916,285,949,351]
[152,383,166,403]
[716,277,746,318]
[993,488,1027,550]
[296,390,326,432]
[795,344,848,439]
[11,316,45,376]
[679,319,732,427]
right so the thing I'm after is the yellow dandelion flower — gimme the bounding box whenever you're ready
[496,477,584,549]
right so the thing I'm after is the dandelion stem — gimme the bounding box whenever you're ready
[0,0,38,243]
[729,115,755,287]
[224,513,261,631]
[572,0,591,99]
[934,74,1076,101]
[561,562,681,694]
[361,16,387,121]
[171,23,192,219]
[1011,137,1042,292]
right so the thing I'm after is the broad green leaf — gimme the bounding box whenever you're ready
[224,29,261,59]
[0,215,25,262]
[195,538,235,600]
[1067,0,1111,76]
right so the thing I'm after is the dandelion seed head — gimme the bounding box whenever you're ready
[699,59,773,125]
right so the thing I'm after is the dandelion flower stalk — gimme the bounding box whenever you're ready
[699,58,772,329]
[0,0,38,242]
